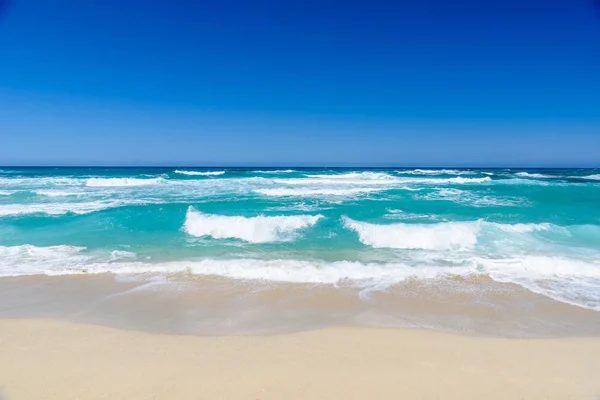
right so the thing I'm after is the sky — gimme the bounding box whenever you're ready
[0,0,599,167]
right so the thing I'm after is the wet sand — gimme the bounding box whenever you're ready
[2,274,600,337]
[1,318,600,400]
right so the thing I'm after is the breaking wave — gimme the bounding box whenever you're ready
[2,245,599,310]
[174,170,226,176]
[182,207,323,243]
[342,217,556,250]
[342,217,479,250]
[255,187,384,197]
[86,177,165,187]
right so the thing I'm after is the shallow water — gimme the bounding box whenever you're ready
[1,167,600,335]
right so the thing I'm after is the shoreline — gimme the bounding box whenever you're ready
[2,274,600,338]
[1,318,600,400]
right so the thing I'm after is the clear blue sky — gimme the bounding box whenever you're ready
[1,0,599,166]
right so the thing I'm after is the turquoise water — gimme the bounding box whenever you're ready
[1,167,600,310]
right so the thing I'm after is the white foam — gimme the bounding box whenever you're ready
[109,250,137,261]
[307,172,396,181]
[86,177,165,187]
[255,187,384,197]
[384,209,443,221]
[174,170,226,176]
[0,190,16,196]
[445,177,491,184]
[420,188,527,207]
[397,169,474,176]
[0,200,153,216]
[342,218,561,250]
[0,177,82,187]
[494,223,552,233]
[2,245,600,310]
[34,190,82,197]
[254,169,296,174]
[265,202,329,212]
[581,174,600,181]
[0,245,89,276]
[343,217,479,250]
[515,172,549,179]
[476,256,600,311]
[273,177,397,186]
[182,207,323,243]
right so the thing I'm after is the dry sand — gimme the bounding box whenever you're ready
[1,318,600,400]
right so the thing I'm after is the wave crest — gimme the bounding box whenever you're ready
[343,217,479,250]
[182,207,323,243]
[174,170,226,176]
[86,177,164,187]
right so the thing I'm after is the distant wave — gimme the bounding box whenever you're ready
[255,187,384,197]
[34,190,82,197]
[0,177,82,186]
[581,174,600,181]
[515,172,553,179]
[307,171,397,181]
[182,207,323,243]
[397,169,475,176]
[174,170,226,176]
[443,176,491,184]
[253,169,296,174]
[0,199,154,217]
[86,177,165,187]
[419,188,528,207]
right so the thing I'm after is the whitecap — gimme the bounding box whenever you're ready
[255,187,384,197]
[174,170,226,176]
[581,174,600,181]
[515,172,553,179]
[342,217,479,250]
[0,199,155,216]
[397,169,474,176]
[253,169,296,174]
[86,177,165,187]
[182,207,323,243]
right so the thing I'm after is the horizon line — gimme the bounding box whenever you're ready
[1,165,598,169]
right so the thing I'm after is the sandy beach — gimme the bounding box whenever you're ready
[1,318,600,400]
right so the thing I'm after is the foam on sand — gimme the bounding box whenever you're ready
[0,245,89,276]
[2,244,600,310]
[182,207,323,243]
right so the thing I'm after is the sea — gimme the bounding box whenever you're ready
[1,167,600,336]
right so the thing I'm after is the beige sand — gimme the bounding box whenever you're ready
[1,319,599,400]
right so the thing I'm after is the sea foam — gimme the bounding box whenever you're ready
[255,187,384,197]
[182,207,323,243]
[174,170,226,176]
[343,217,479,250]
[342,218,557,250]
[86,177,165,187]
[581,174,600,181]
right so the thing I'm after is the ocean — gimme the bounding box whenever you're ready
[1,167,600,336]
